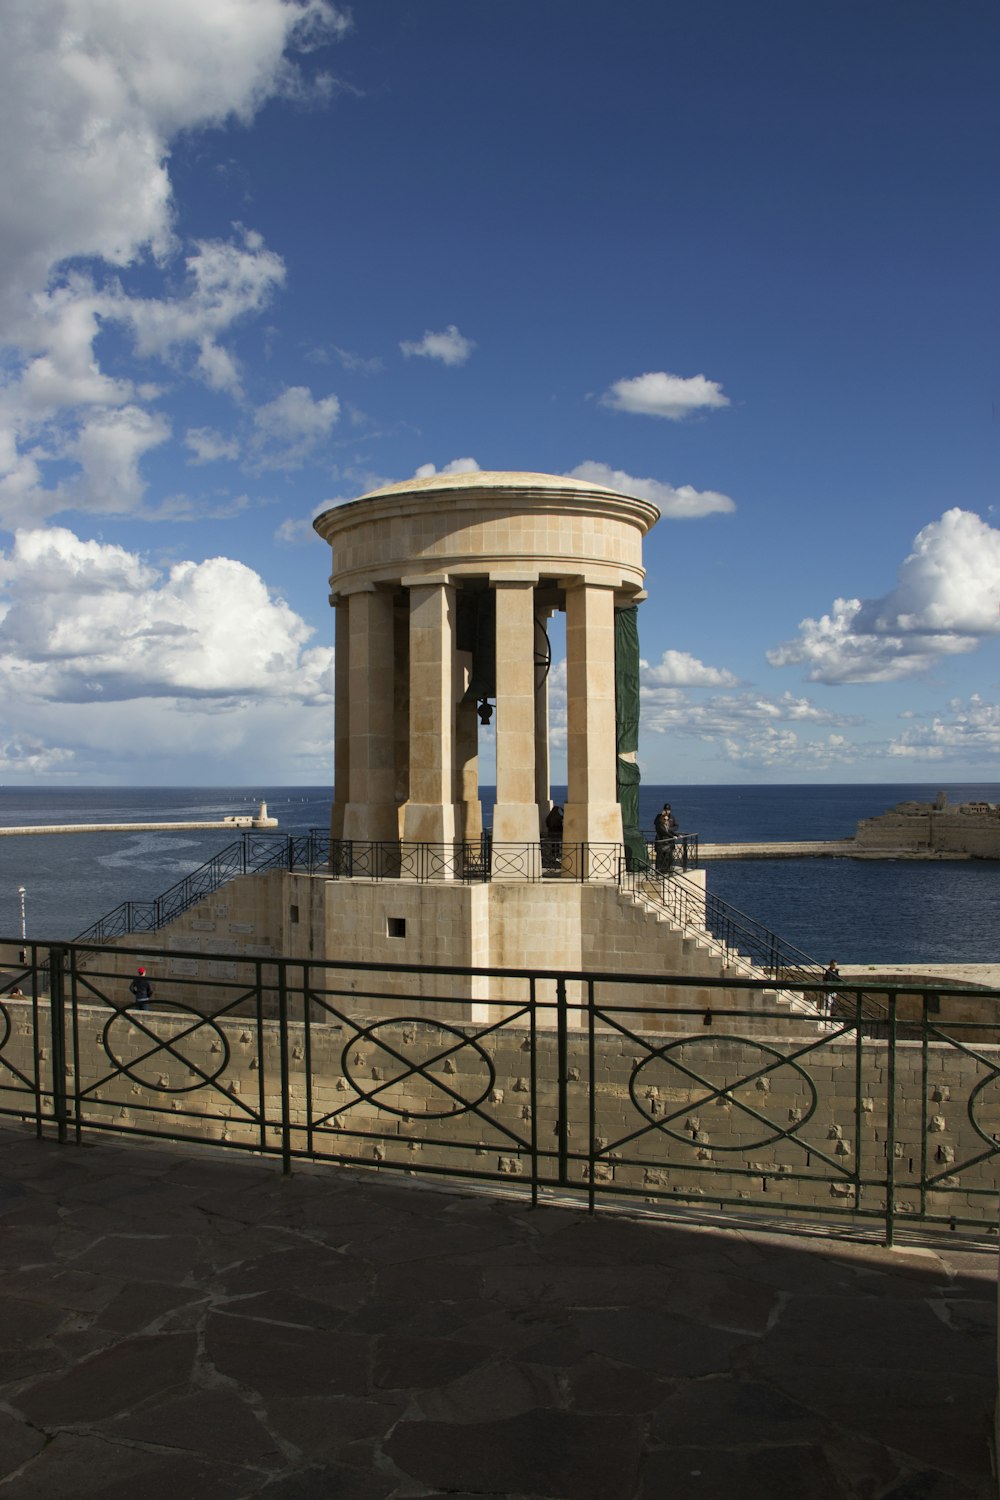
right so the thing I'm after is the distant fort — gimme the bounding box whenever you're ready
[700,791,1000,861]
[851,790,1000,858]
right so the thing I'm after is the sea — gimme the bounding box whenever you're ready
[0,783,996,966]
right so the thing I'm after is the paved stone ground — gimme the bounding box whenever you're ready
[0,1124,995,1499]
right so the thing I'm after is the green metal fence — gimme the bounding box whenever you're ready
[1,940,998,1247]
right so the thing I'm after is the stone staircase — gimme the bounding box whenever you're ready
[620,868,828,1028]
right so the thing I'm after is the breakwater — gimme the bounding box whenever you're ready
[0,818,276,837]
[0,799,278,837]
[698,839,987,861]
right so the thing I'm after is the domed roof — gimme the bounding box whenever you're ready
[351,469,642,504]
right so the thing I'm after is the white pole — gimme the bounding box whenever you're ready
[17,886,25,962]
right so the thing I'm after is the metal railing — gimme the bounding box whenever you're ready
[0,940,997,1246]
[621,863,894,1029]
[328,838,627,883]
[621,861,823,983]
[78,830,687,939]
[640,832,700,874]
[78,831,333,942]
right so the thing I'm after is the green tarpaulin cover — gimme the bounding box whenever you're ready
[614,606,647,870]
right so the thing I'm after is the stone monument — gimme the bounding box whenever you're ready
[313,470,658,878]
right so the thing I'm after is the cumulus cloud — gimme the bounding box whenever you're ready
[251,385,341,469]
[642,684,863,769]
[275,499,341,545]
[0,1,347,527]
[768,509,1000,683]
[640,688,859,738]
[600,371,730,420]
[717,728,859,770]
[0,0,348,312]
[887,694,1000,761]
[0,735,74,776]
[0,527,333,705]
[14,278,137,413]
[568,462,735,519]
[111,229,287,396]
[641,650,739,688]
[72,406,173,516]
[400,325,476,366]
[185,428,241,465]
[413,458,481,478]
[532,653,865,772]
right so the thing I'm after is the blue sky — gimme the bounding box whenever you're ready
[1,0,998,785]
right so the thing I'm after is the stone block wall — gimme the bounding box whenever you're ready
[87,868,781,1029]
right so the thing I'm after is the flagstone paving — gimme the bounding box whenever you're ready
[0,1124,994,1498]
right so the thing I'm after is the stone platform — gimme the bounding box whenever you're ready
[0,1124,994,1498]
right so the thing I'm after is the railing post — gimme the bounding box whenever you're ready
[587,978,596,1214]
[277,960,292,1176]
[47,945,68,1144]
[556,975,569,1186]
[884,993,897,1247]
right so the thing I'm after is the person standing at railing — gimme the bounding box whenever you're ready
[543,804,564,870]
[654,803,678,874]
[128,967,153,1012]
[821,960,840,1017]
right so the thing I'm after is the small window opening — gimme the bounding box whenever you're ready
[290,905,300,925]
[387,917,406,939]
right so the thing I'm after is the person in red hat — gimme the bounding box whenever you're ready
[128,966,153,1012]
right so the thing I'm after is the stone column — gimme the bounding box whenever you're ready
[401,578,458,845]
[330,598,349,840]
[341,587,399,843]
[491,578,540,849]
[563,580,623,872]
[455,700,482,841]
[393,601,410,809]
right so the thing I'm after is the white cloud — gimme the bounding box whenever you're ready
[539,650,863,771]
[887,694,1000,760]
[717,728,860,770]
[635,678,865,771]
[855,508,1000,636]
[640,688,859,738]
[569,462,735,519]
[768,510,1000,684]
[275,499,339,545]
[71,406,172,516]
[0,734,74,776]
[0,527,333,705]
[112,230,287,396]
[185,428,241,465]
[600,371,730,420]
[251,385,341,469]
[0,0,348,316]
[15,278,135,413]
[413,458,481,478]
[0,2,347,527]
[641,650,739,688]
[400,325,476,366]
